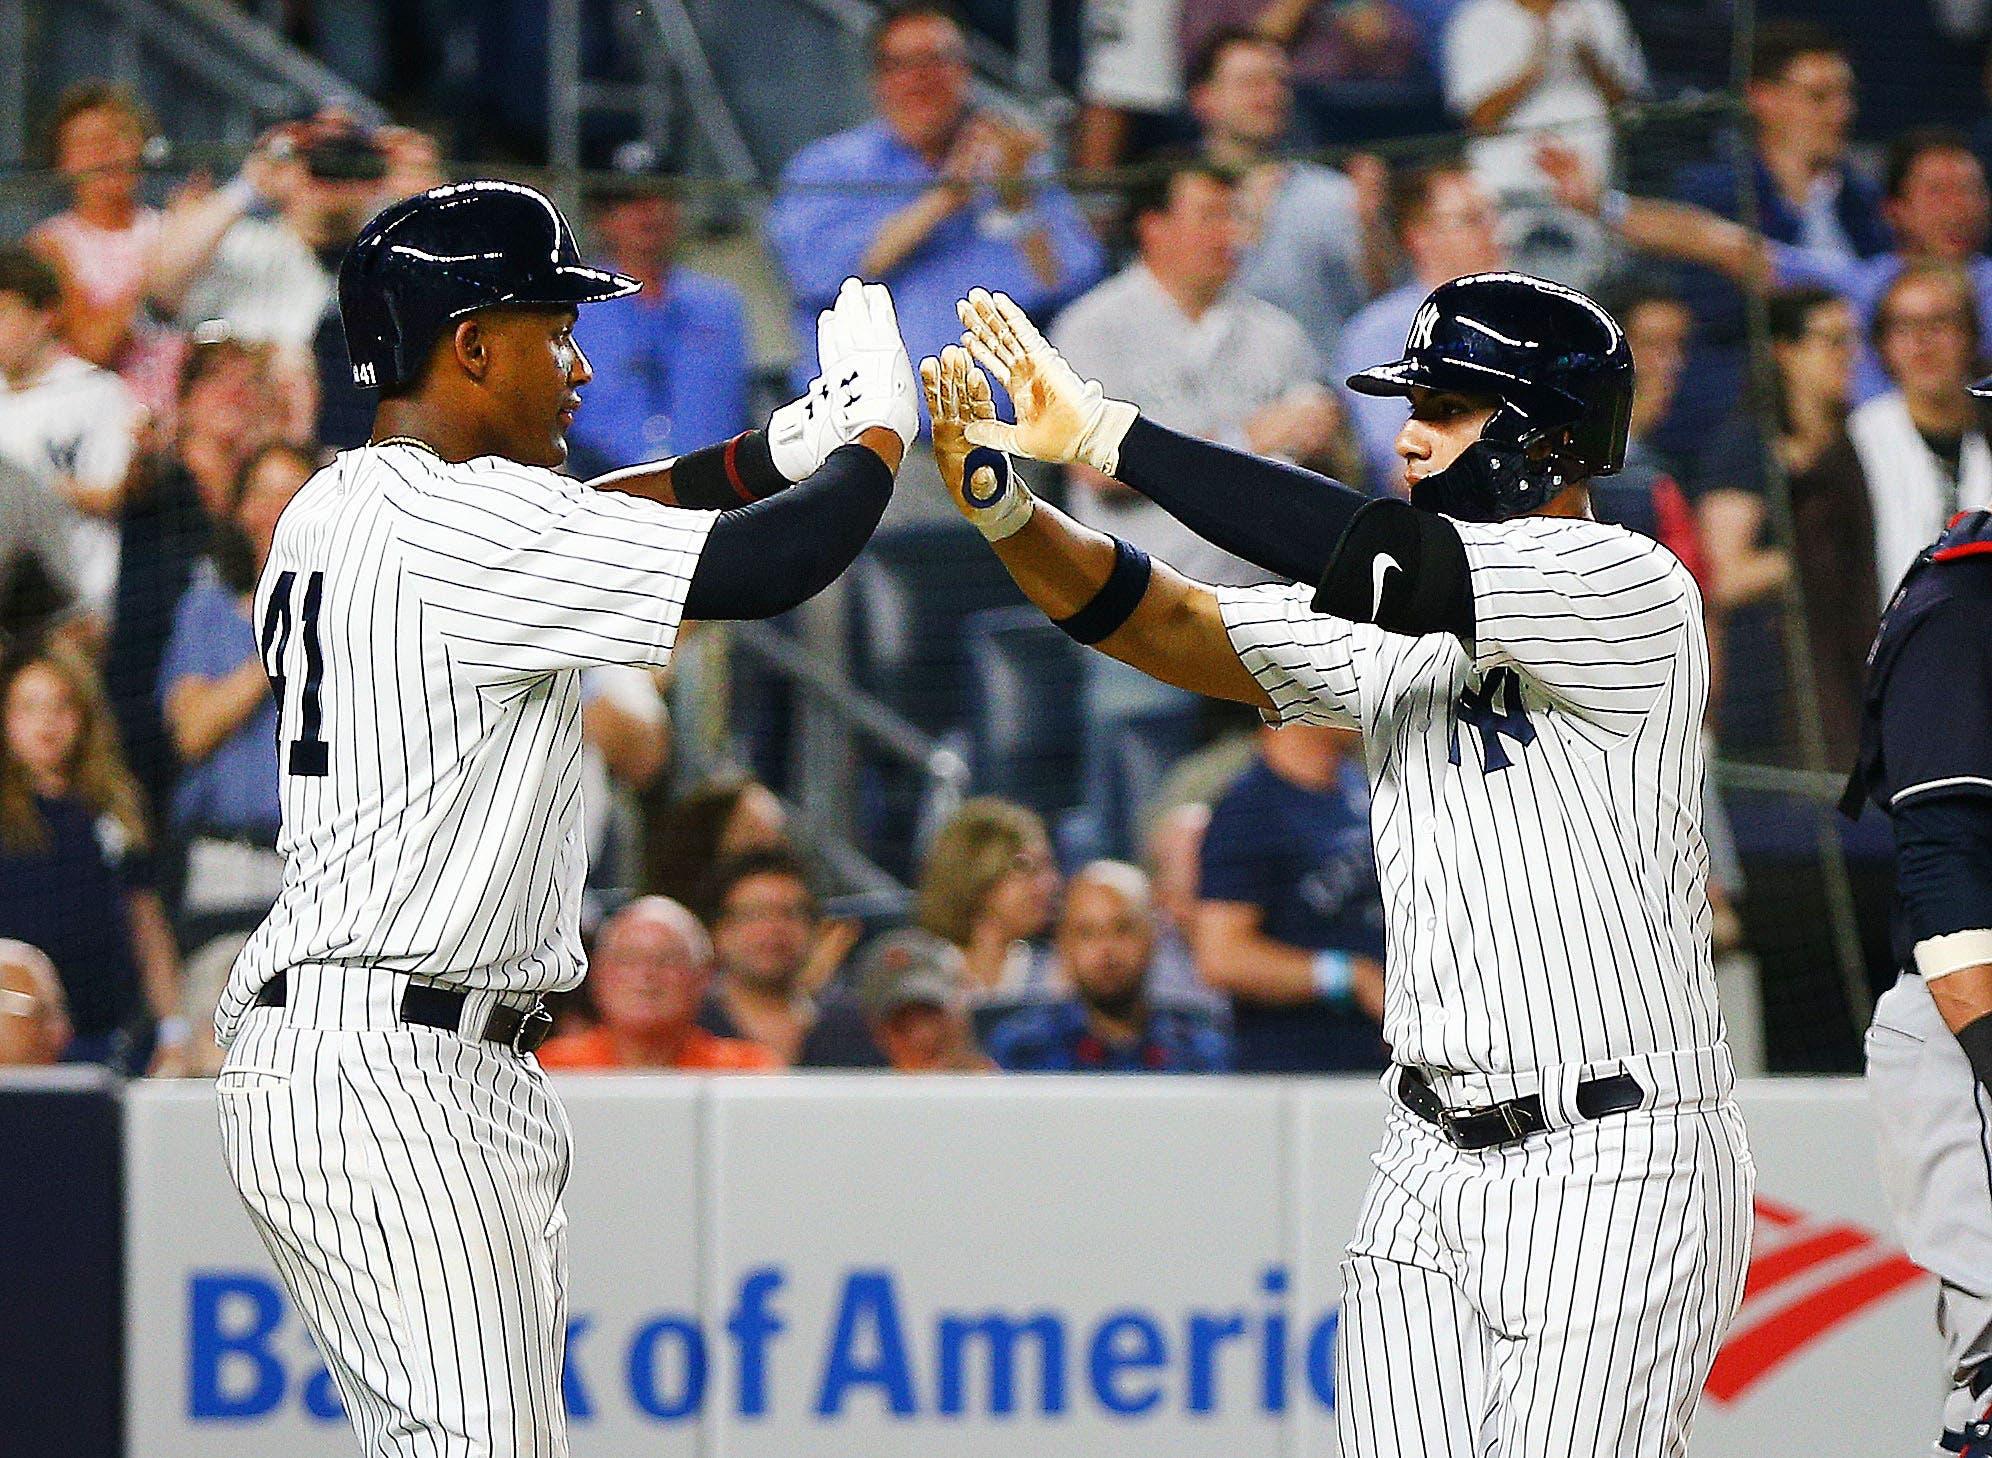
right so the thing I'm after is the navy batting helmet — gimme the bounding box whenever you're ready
[1348,271,1634,522]
[338,179,638,392]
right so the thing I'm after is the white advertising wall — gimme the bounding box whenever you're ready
[125,1075,1939,1457]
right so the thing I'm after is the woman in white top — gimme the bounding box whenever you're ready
[1850,259,1992,603]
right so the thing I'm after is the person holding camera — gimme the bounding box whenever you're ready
[145,109,441,356]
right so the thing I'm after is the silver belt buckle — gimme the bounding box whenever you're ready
[1495,1100,1531,1141]
[511,1001,555,1054]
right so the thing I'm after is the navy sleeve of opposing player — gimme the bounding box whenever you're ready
[1878,596,1992,810]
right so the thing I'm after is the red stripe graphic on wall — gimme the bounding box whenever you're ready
[1704,1196,1930,1404]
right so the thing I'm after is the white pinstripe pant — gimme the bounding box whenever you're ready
[216,969,573,1458]
[1336,1072,1754,1457]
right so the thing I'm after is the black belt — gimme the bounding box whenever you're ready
[253,971,555,1054]
[1396,1065,1644,1150]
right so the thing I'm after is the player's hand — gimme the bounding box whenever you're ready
[764,373,838,483]
[955,288,1137,474]
[819,277,919,456]
[919,344,1035,541]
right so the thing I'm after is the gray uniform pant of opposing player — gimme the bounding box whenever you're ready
[1336,1061,1754,1457]
[1869,970,1992,1443]
[217,967,573,1458]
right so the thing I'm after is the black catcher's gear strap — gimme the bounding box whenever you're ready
[684,444,891,620]
[667,428,788,509]
[1113,417,1367,586]
[1313,497,1475,640]
[1958,1013,1992,1107]
[1054,536,1152,644]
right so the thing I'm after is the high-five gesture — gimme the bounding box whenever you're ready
[771,277,919,481]
[920,344,1035,540]
[955,287,1137,475]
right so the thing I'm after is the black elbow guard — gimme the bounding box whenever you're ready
[1958,1011,1992,1104]
[1312,498,1474,639]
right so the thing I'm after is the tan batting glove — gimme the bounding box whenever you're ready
[955,288,1139,475]
[919,345,1036,541]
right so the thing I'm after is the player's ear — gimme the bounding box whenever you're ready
[450,318,491,383]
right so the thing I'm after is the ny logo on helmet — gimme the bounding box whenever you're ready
[1449,667,1537,773]
[1407,302,1440,352]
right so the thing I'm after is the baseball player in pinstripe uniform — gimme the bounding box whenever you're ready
[213,180,917,1457]
[931,271,1754,1456]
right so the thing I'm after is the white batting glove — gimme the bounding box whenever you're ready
[920,345,1036,541]
[765,373,836,483]
[819,276,919,454]
[955,287,1138,475]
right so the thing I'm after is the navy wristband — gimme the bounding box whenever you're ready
[1055,537,1152,645]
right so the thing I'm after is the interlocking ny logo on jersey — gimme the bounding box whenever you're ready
[1449,667,1536,772]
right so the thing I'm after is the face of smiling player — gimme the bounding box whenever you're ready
[477,305,592,468]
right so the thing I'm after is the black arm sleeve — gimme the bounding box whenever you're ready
[1893,793,1992,949]
[1113,416,1371,584]
[683,443,892,621]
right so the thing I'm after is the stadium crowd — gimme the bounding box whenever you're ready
[2,0,1987,1077]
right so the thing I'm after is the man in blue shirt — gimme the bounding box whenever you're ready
[1661,20,1887,459]
[569,145,752,472]
[1196,724,1388,1074]
[984,861,1230,1073]
[764,2,1103,407]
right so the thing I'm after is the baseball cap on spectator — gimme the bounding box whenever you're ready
[587,139,678,203]
[855,929,968,1018]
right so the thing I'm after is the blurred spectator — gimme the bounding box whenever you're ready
[159,440,314,946]
[580,666,670,900]
[0,245,144,631]
[984,861,1230,1072]
[1336,159,1504,490]
[696,848,881,1067]
[0,641,185,1074]
[147,110,432,353]
[1851,261,1992,602]
[536,896,776,1071]
[1053,153,1346,588]
[176,929,247,1078]
[853,927,992,1072]
[643,770,790,907]
[26,82,179,416]
[0,939,71,1067]
[0,455,82,653]
[1195,724,1387,1073]
[1587,282,1704,579]
[1441,0,1645,201]
[1696,286,1877,764]
[1188,27,1389,367]
[1607,130,1992,413]
[1662,21,1885,462]
[1778,129,1992,404]
[144,110,440,451]
[568,144,751,473]
[105,336,284,815]
[1217,0,1429,91]
[765,2,1104,466]
[1076,0,1193,177]
[915,797,1061,1001]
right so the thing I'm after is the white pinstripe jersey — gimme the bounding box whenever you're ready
[1217,515,1724,1078]
[215,441,714,1044]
